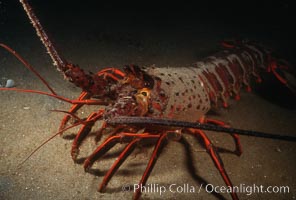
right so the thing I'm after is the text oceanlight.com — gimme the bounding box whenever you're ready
[122,183,290,196]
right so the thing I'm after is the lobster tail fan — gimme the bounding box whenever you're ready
[268,57,296,95]
[220,38,252,49]
[281,60,296,95]
[280,65,296,94]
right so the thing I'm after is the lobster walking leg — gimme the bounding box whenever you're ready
[99,138,140,192]
[82,132,169,200]
[71,110,104,161]
[97,68,126,81]
[59,68,125,130]
[83,133,161,171]
[59,91,91,131]
[201,118,242,156]
[133,133,168,200]
[189,128,239,200]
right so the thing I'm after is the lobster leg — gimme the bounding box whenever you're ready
[99,138,140,192]
[60,68,125,131]
[133,133,168,200]
[97,67,126,81]
[84,133,160,171]
[189,128,239,200]
[201,118,242,156]
[71,110,104,161]
[59,91,91,131]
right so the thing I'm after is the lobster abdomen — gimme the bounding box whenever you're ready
[144,41,289,121]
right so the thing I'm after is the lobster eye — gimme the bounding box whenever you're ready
[136,88,151,99]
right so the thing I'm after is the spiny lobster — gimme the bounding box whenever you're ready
[1,0,296,200]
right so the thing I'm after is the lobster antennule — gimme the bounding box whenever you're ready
[17,118,93,168]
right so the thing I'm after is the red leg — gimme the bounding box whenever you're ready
[97,68,125,81]
[201,117,242,156]
[189,128,239,200]
[99,138,140,192]
[133,133,168,200]
[71,110,104,160]
[60,68,124,131]
[59,91,91,131]
[84,133,160,171]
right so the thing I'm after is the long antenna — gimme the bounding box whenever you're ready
[0,43,57,95]
[20,0,67,71]
[108,116,296,142]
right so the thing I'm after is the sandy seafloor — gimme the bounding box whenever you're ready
[0,1,296,200]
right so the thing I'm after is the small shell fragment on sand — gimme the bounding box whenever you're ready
[5,79,15,88]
